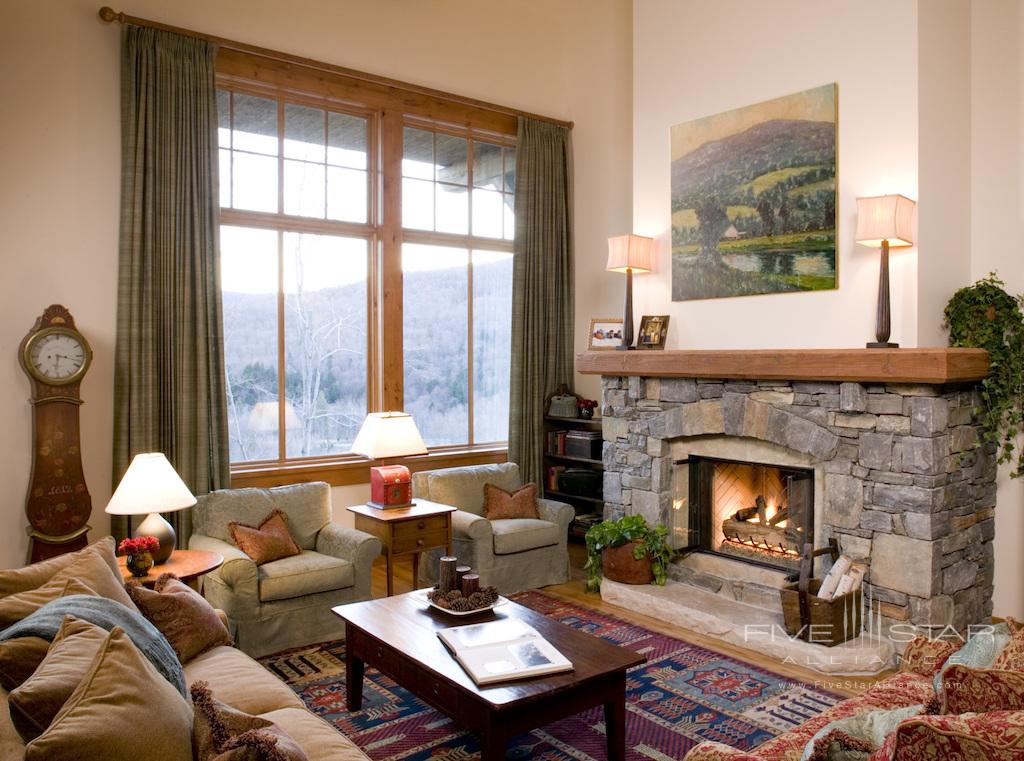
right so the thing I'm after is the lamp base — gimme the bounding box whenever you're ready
[866,341,900,349]
[135,513,176,564]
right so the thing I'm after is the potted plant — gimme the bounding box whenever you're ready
[584,515,671,592]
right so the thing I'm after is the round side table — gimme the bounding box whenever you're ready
[118,548,224,590]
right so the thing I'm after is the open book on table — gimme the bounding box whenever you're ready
[437,618,573,686]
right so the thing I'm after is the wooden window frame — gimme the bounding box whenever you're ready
[218,50,516,487]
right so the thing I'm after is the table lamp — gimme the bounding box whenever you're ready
[607,234,654,350]
[105,452,196,564]
[855,195,916,348]
[351,412,428,509]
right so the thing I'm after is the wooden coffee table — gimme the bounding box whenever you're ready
[334,591,645,760]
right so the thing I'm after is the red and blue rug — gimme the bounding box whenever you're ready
[259,591,841,760]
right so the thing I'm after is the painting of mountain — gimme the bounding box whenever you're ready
[670,84,837,301]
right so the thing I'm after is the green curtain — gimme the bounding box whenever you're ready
[112,26,230,544]
[509,118,575,485]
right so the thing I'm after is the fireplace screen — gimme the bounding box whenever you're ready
[672,456,813,572]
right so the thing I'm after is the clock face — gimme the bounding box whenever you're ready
[24,328,91,385]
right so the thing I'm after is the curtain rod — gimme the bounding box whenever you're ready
[97,7,574,130]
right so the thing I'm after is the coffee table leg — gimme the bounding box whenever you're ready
[345,633,365,711]
[480,729,507,761]
[604,687,626,761]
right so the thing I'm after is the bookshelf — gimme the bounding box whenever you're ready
[542,415,604,541]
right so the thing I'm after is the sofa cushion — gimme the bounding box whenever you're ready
[261,707,368,761]
[942,664,1024,715]
[259,551,354,602]
[192,680,307,760]
[491,519,560,555]
[196,483,330,550]
[870,710,1024,761]
[427,463,521,516]
[9,616,108,741]
[0,537,120,599]
[483,483,540,520]
[0,576,104,629]
[126,574,232,663]
[184,645,304,714]
[934,622,1012,693]
[0,636,51,691]
[24,626,193,761]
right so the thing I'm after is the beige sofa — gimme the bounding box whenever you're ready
[189,482,382,657]
[412,463,575,595]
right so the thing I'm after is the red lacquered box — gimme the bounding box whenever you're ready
[369,465,413,509]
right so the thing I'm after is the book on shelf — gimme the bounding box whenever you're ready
[437,618,573,686]
[546,430,568,455]
[546,465,565,491]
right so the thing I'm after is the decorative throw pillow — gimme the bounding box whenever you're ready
[228,509,302,566]
[9,616,109,741]
[0,537,120,599]
[994,625,1024,672]
[0,636,51,691]
[0,576,101,629]
[933,622,1012,694]
[942,663,1024,714]
[191,680,308,760]
[800,704,924,761]
[24,626,193,761]
[899,635,958,678]
[482,483,540,520]
[126,573,232,663]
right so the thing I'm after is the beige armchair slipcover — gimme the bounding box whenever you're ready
[412,463,574,595]
[189,482,381,657]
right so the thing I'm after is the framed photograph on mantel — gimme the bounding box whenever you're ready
[588,317,624,351]
[637,315,670,350]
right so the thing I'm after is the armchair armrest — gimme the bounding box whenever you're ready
[453,510,493,542]
[537,498,575,530]
[316,523,382,570]
[189,534,257,596]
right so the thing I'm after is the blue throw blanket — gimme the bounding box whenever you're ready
[0,595,186,697]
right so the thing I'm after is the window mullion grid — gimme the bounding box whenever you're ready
[466,138,474,448]
[277,100,287,463]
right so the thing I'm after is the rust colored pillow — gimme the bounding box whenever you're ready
[126,573,232,663]
[228,509,301,566]
[0,636,52,691]
[942,663,1024,714]
[994,627,1024,671]
[191,680,308,760]
[482,483,540,520]
[899,635,958,678]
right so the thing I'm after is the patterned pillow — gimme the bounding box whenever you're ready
[899,635,957,678]
[934,622,1012,693]
[942,664,1024,714]
[228,509,301,566]
[191,680,307,760]
[869,710,1024,760]
[482,483,540,520]
[126,573,232,663]
[800,704,924,761]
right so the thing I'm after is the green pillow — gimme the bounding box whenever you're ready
[933,622,1012,694]
[799,704,924,761]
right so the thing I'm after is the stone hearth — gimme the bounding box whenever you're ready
[588,351,995,648]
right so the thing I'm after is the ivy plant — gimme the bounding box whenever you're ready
[584,514,672,592]
[944,273,1024,478]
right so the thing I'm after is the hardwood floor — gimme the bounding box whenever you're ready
[370,544,890,698]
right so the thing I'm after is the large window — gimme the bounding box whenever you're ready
[216,68,516,476]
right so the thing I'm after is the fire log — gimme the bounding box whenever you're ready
[768,506,789,526]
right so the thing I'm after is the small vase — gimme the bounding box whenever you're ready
[580,408,594,420]
[126,552,154,577]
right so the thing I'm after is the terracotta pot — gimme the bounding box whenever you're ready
[602,540,653,585]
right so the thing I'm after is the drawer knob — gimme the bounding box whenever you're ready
[417,538,425,547]
[417,521,426,529]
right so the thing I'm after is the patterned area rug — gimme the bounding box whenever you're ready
[259,591,841,760]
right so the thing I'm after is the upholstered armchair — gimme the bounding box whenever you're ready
[189,482,381,657]
[412,463,574,595]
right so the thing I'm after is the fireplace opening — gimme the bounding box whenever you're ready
[671,455,813,573]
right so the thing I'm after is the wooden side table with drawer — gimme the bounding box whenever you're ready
[347,499,456,596]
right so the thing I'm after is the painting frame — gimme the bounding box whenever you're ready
[670,83,838,302]
[588,317,625,351]
[637,315,670,350]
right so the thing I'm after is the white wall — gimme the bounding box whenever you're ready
[0,0,632,562]
[631,0,920,351]
[970,0,1024,619]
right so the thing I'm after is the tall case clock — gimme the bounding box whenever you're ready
[18,305,93,562]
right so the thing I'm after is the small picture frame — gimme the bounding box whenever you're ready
[588,317,625,351]
[637,315,669,350]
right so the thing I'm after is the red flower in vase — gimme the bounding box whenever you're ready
[118,536,160,556]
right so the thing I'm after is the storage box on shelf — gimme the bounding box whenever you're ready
[542,414,604,541]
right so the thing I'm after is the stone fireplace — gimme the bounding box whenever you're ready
[584,348,995,658]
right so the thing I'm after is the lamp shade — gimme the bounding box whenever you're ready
[350,412,428,459]
[607,234,654,273]
[855,195,916,248]
[105,453,196,516]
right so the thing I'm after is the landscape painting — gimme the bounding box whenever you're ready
[671,84,837,301]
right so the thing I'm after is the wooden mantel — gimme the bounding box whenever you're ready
[576,348,989,384]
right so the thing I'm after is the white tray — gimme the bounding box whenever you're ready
[421,589,507,616]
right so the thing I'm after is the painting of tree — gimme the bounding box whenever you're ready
[671,84,838,301]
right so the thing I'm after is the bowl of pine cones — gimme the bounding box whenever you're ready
[425,586,503,616]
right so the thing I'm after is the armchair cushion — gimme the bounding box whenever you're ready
[258,552,354,602]
[491,519,560,555]
[194,483,331,550]
[426,463,521,516]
